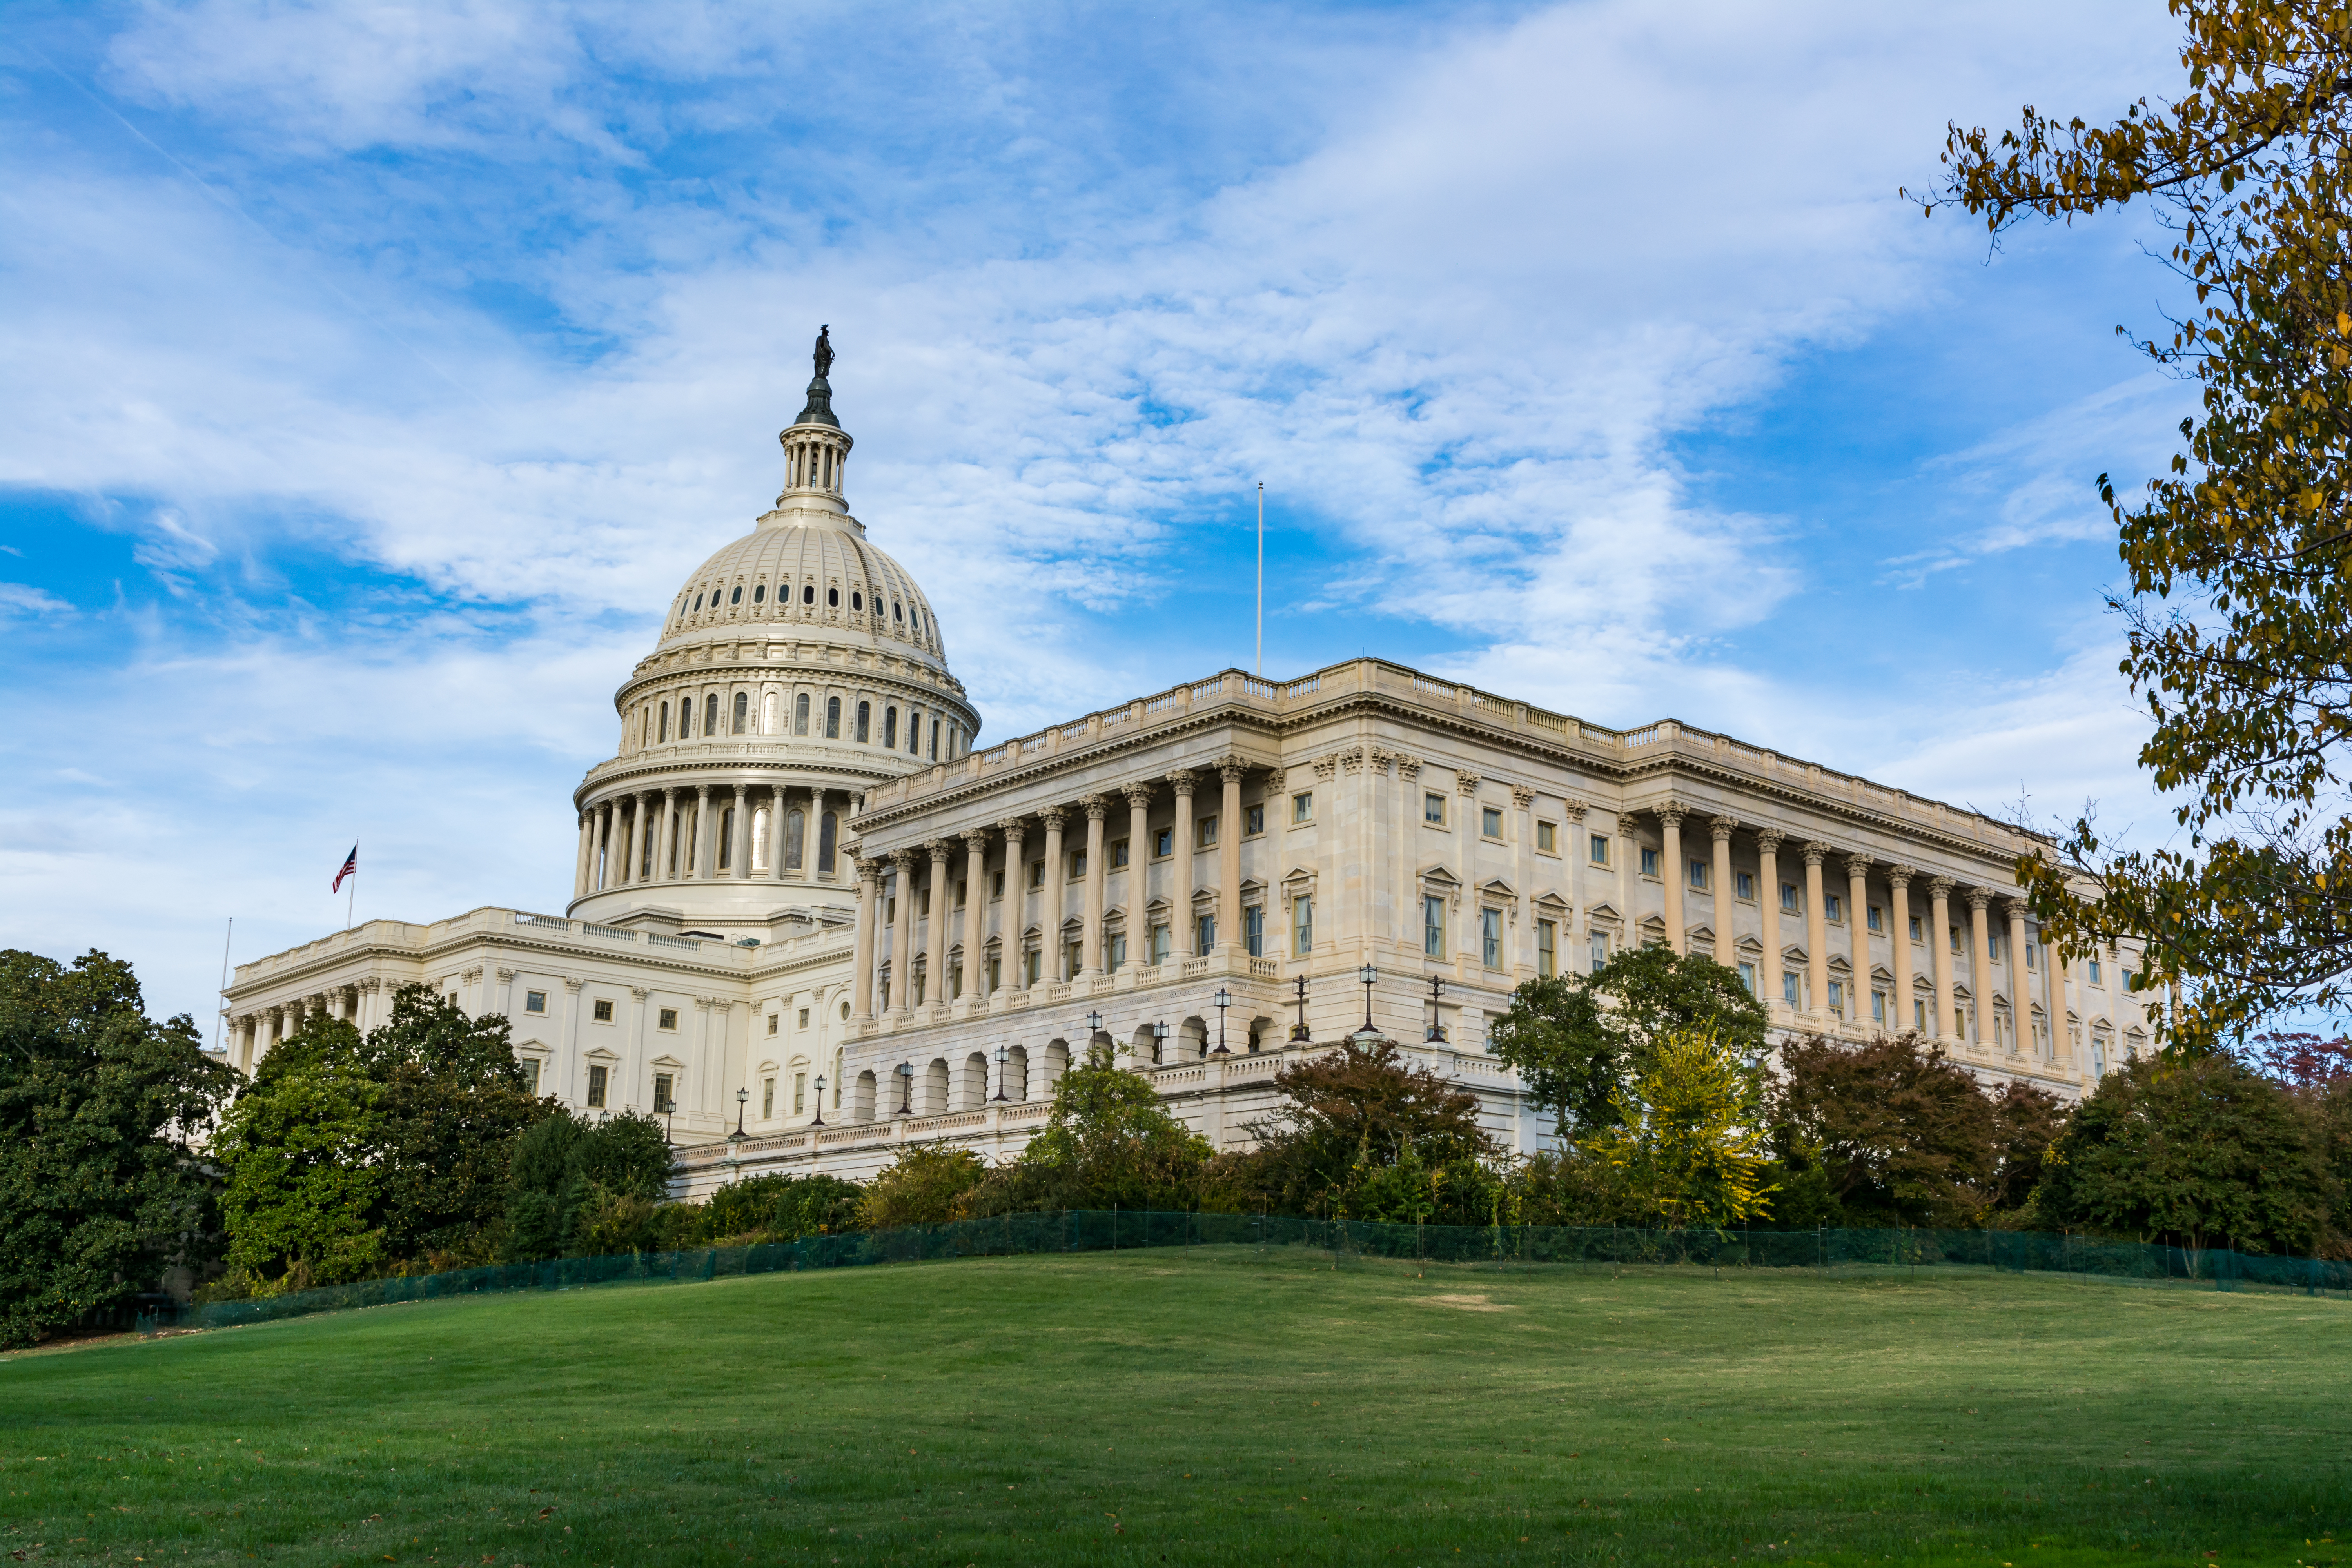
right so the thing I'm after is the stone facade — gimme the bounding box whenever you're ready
[221,361,2154,1196]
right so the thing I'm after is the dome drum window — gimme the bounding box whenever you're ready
[731,585,743,605]
[803,584,816,605]
[752,584,765,603]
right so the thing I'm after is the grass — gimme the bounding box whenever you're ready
[2,1245,2347,1567]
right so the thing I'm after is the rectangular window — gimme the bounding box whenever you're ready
[1867,904,1885,934]
[987,955,1002,991]
[592,998,615,1023]
[1825,893,1843,923]
[1916,998,1928,1031]
[767,1013,779,1035]
[1639,846,1660,878]
[1482,806,1504,839]
[949,961,964,999]
[658,1007,678,1031]
[1025,949,1041,986]
[1029,860,1045,889]
[1423,894,1446,958]
[524,989,546,1013]
[918,890,930,918]
[1872,989,1887,1024]
[1293,792,1313,824]
[1782,971,1800,1005]
[653,1073,675,1113]
[1827,979,1844,1015]
[1951,927,1963,955]
[1425,793,1447,825]
[1987,932,2001,962]
[1196,914,1216,956]
[793,1073,807,1115]
[1781,883,1800,913]
[1909,915,1924,941]
[1737,960,1756,995]
[1111,838,1129,868]
[930,719,940,760]
[519,1057,541,1095]
[1245,804,1265,836]
[1590,834,1610,866]
[2121,967,2137,992]
[2088,958,2103,984]
[1956,1007,1967,1038]
[586,1064,608,1107]
[1245,906,1264,958]
[1589,930,1610,972]
[797,1007,810,1029]
[1736,871,1755,901]
[1688,859,1708,890]
[1069,849,1087,879]
[1109,935,1128,970]
[1481,907,1503,969]
[2027,941,2038,970]
[1196,816,1218,848]
[991,869,1005,898]
[1153,826,1173,857]
[1152,924,1172,965]
[762,1077,775,1118]
[1292,897,1312,957]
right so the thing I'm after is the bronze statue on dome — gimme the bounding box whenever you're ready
[813,324,833,379]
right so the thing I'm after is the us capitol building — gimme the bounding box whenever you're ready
[222,336,2152,1194]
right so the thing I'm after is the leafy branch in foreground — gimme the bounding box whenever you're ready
[1914,1,2352,1047]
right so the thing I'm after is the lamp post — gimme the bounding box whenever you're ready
[1425,975,1448,1043]
[991,1044,1009,1101]
[1289,974,1312,1042]
[726,1086,749,1184]
[1354,963,1380,1043]
[895,1060,913,1117]
[1152,1020,1170,1065]
[810,1075,826,1128]
[1211,987,1232,1056]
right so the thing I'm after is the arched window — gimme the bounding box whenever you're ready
[929,718,940,760]
[785,809,806,871]
[851,590,863,611]
[659,702,671,742]
[882,706,897,748]
[730,585,742,605]
[793,693,810,736]
[761,691,776,734]
[718,808,735,869]
[818,811,839,875]
[803,584,815,604]
[855,700,871,742]
[893,601,903,622]
[704,693,719,735]
[752,584,765,603]
[827,586,839,607]
[907,710,922,755]
[692,593,703,611]
[751,806,770,871]
[825,696,841,738]
[733,692,748,734]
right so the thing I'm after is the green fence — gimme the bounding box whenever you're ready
[145,1214,2352,1335]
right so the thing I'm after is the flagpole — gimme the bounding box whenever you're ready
[347,837,357,932]
[1255,481,1265,677]
[212,917,232,1054]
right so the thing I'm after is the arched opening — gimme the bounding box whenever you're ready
[826,695,842,738]
[1041,1038,1070,1096]
[853,1069,877,1123]
[1248,1015,1276,1053]
[784,809,806,872]
[750,807,770,873]
[922,1057,950,1116]
[959,1051,989,1111]
[703,693,719,735]
[856,700,871,742]
[818,812,839,876]
[882,706,898,748]
[1178,1016,1207,1060]
[1005,1044,1030,1102]
[1131,1024,1160,1067]
[794,693,811,736]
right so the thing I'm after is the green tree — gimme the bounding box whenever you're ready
[1489,946,1768,1133]
[502,1109,675,1261]
[971,1044,1214,1214]
[0,949,236,1348]
[1771,1033,2000,1228]
[1917,2,2352,1046]
[2038,1051,2335,1258]
[858,1144,989,1229]
[1584,1027,1775,1232]
[211,1020,387,1289]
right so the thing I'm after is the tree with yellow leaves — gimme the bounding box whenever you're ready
[1582,1027,1775,1233]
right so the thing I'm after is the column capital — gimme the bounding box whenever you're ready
[2002,894,2030,920]
[1844,852,1875,878]
[1561,797,1588,823]
[1800,839,1831,867]
[1367,746,1396,777]
[1311,753,1339,782]
[853,855,880,885]
[495,967,517,982]
[962,826,995,852]
[356,976,382,994]
[1039,804,1071,829]
[1121,780,1156,810]
[661,784,678,800]
[889,847,919,874]
[1394,753,1424,780]
[1656,799,1686,827]
[1510,783,1537,809]
[1928,875,1955,900]
[1965,886,1994,912]
[563,978,585,993]
[996,817,1029,840]
[630,986,653,1001]
[1886,863,1916,889]
[1455,769,1482,796]
[1217,756,1250,785]
[1080,793,1112,820]
[1755,827,1786,854]
[923,837,955,862]
[1164,768,1198,797]
[1710,814,1738,842]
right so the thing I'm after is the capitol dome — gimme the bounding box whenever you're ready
[566,331,980,927]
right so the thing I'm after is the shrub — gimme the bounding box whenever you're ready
[859,1145,989,1228]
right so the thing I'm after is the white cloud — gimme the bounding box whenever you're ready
[0,582,73,617]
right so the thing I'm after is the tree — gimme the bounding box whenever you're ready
[1583,1027,1775,1232]
[211,1018,387,1288]
[1490,947,1769,1133]
[0,949,236,1348]
[858,1144,989,1229]
[1218,1038,1497,1220]
[502,1109,676,1261]
[970,1044,1212,1214]
[1771,1033,2000,1228]
[2038,1051,2335,1258]
[1917,3,2352,1046]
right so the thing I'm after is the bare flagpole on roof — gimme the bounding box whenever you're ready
[212,917,232,1054]
[1255,482,1265,677]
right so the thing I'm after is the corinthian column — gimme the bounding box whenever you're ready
[1887,865,1916,1034]
[1757,829,1784,1007]
[767,782,789,879]
[1929,877,1955,1044]
[1167,773,1196,952]
[574,809,594,899]
[1710,817,1737,967]
[1080,795,1110,975]
[1039,807,1068,982]
[659,788,679,882]
[2005,897,2032,1056]
[1846,853,1873,1026]
[964,827,993,1004]
[1123,781,1154,966]
[1802,841,1830,1020]
[998,818,1029,993]
[925,838,953,1009]
[1968,888,1995,1052]
[594,800,614,892]
[731,783,751,879]
[1660,802,1686,957]
[1216,758,1246,954]
[693,785,714,878]
[888,849,918,1016]
[852,853,879,1021]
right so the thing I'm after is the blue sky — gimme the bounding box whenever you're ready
[2,0,2197,1029]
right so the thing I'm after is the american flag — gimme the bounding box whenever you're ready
[332,845,358,893]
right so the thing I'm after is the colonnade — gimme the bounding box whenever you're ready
[573,780,851,899]
[847,757,1254,1024]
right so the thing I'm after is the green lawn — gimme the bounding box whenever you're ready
[2,1247,2346,1567]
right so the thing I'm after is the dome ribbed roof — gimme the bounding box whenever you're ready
[659,510,951,678]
